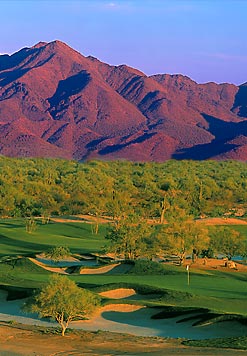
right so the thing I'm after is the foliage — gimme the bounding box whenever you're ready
[27,274,100,336]
[105,215,154,259]
[25,217,37,233]
[1,157,247,219]
[128,260,178,275]
[183,336,247,350]
[156,208,210,264]
[45,246,71,262]
[210,226,246,259]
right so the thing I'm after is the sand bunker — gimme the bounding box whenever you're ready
[99,288,136,299]
[0,291,246,341]
[29,258,69,274]
[72,303,247,340]
[80,263,120,274]
[80,263,132,274]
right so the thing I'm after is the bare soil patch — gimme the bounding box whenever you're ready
[196,217,247,225]
[0,322,245,356]
[184,258,247,272]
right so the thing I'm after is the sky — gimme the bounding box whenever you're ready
[0,0,247,85]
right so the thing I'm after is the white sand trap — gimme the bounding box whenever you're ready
[99,288,136,299]
[29,258,68,274]
[72,303,247,340]
[0,293,247,340]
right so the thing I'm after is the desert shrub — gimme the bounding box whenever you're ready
[45,246,71,262]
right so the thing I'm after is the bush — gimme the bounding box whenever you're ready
[128,260,174,275]
[45,246,71,262]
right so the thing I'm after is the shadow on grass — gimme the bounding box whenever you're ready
[0,233,54,256]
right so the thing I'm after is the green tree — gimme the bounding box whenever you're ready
[210,227,246,260]
[45,246,71,262]
[160,208,209,264]
[106,215,153,260]
[25,217,37,233]
[28,275,100,336]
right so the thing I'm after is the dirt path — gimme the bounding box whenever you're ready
[0,322,246,356]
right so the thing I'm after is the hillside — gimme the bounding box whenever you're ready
[0,40,247,161]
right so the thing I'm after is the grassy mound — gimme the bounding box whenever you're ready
[127,260,182,275]
[0,256,47,273]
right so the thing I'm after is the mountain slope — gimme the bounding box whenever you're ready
[0,40,246,161]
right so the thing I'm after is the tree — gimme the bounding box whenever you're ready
[45,246,71,262]
[25,217,37,233]
[210,226,246,260]
[28,275,100,336]
[160,208,209,264]
[105,215,153,260]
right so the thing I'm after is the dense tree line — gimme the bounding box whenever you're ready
[105,209,246,263]
[1,157,247,219]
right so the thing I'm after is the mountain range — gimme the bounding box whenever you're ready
[0,40,247,161]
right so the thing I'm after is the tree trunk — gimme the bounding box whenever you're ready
[61,324,66,336]
[60,320,70,336]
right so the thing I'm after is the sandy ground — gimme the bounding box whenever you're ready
[196,217,247,225]
[183,258,247,272]
[29,258,69,274]
[0,288,247,355]
[0,288,246,341]
[2,322,247,356]
[29,257,133,275]
[99,288,136,299]
[51,215,247,226]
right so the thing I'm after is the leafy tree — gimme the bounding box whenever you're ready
[106,215,153,260]
[45,246,71,262]
[25,217,37,233]
[210,226,246,260]
[28,274,100,336]
[160,208,209,264]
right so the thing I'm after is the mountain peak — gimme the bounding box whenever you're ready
[0,41,246,162]
[32,41,48,49]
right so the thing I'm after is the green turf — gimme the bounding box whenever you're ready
[0,219,108,256]
[0,219,247,317]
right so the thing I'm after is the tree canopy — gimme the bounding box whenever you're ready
[1,157,247,220]
[28,274,100,336]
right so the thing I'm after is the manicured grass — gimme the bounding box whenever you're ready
[0,218,247,317]
[0,219,108,256]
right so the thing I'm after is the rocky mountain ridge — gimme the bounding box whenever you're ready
[0,40,246,161]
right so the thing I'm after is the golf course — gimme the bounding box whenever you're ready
[0,216,246,355]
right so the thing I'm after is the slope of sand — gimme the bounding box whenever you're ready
[29,258,69,274]
[72,303,247,340]
[1,289,245,342]
[79,263,132,274]
[99,288,136,299]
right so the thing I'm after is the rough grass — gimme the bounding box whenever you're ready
[183,336,247,350]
